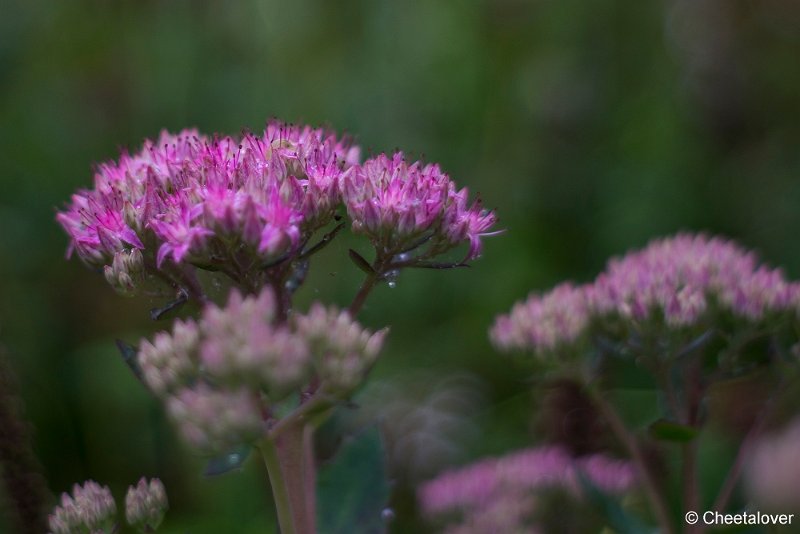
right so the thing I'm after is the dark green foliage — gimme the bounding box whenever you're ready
[317,427,390,534]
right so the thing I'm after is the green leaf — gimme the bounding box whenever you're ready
[115,339,144,383]
[204,445,252,477]
[348,249,375,275]
[648,419,699,443]
[577,469,656,534]
[317,427,390,534]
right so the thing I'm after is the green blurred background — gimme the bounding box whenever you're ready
[1,0,800,532]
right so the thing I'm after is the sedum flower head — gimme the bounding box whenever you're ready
[491,283,590,355]
[48,480,117,534]
[138,318,200,397]
[56,121,359,289]
[341,152,497,261]
[492,233,800,355]
[296,303,388,395]
[589,233,799,324]
[136,287,387,455]
[200,289,311,399]
[166,385,264,455]
[125,477,168,533]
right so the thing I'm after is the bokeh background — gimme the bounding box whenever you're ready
[2,0,800,532]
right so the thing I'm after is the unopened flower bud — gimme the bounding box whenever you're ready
[199,289,311,400]
[104,249,145,297]
[48,480,116,534]
[297,303,388,395]
[125,477,168,532]
[166,385,264,455]
[138,319,200,397]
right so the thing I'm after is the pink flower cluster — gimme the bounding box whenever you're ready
[137,287,386,454]
[57,122,358,273]
[341,153,497,261]
[48,480,117,534]
[491,283,590,354]
[57,121,497,296]
[419,446,635,517]
[491,233,800,353]
[125,478,168,532]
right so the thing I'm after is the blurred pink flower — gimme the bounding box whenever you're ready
[491,233,800,353]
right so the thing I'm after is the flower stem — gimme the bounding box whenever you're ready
[348,272,379,316]
[712,378,787,513]
[588,387,676,534]
[302,424,317,532]
[260,439,297,534]
[682,360,703,534]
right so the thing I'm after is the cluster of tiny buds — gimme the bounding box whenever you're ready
[491,233,800,355]
[296,303,388,393]
[48,480,116,534]
[103,249,145,297]
[136,288,387,455]
[125,478,169,532]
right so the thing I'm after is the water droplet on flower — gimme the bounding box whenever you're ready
[381,508,395,522]
[384,269,399,289]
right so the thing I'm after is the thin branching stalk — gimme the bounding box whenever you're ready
[587,387,676,534]
[712,378,787,513]
[682,359,704,534]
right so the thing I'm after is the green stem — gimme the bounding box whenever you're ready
[712,378,787,513]
[260,439,297,534]
[302,424,317,533]
[588,387,676,534]
[348,271,379,316]
[275,424,314,534]
[682,360,703,534]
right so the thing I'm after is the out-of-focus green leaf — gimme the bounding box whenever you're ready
[204,445,252,477]
[115,339,144,383]
[648,419,699,443]
[577,469,656,534]
[348,249,375,275]
[317,427,390,534]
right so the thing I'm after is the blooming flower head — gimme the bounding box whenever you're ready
[491,283,590,354]
[492,233,800,357]
[57,120,359,294]
[48,480,117,534]
[590,233,800,324]
[341,152,497,262]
